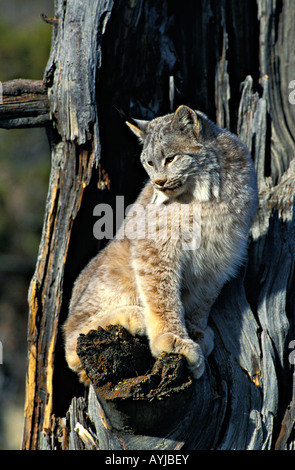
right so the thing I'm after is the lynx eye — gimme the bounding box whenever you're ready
[146,160,154,168]
[164,155,176,166]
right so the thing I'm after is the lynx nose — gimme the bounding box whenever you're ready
[154,178,167,187]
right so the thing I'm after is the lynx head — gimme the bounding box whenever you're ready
[126,105,221,203]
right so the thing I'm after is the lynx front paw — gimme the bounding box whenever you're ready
[151,333,205,379]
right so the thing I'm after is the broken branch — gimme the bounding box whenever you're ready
[0,79,50,128]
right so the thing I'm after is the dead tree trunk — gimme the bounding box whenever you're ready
[1,0,293,450]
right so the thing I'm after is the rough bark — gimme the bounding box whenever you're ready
[0,79,49,128]
[15,0,295,450]
[77,326,195,436]
[21,0,114,449]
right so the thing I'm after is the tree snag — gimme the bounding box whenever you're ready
[0,0,292,450]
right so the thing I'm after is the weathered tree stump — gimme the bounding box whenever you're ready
[64,324,225,451]
[77,326,194,436]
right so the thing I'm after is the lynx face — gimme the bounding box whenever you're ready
[127,106,221,202]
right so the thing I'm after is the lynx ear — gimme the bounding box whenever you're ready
[171,105,200,139]
[126,119,149,143]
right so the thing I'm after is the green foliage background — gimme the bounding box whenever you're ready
[0,19,51,81]
[0,13,51,261]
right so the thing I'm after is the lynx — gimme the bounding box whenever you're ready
[63,105,258,384]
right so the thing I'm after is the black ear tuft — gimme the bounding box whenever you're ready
[171,105,200,138]
[126,119,149,143]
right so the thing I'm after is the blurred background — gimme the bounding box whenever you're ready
[0,0,53,449]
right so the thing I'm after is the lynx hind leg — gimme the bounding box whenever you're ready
[151,333,205,379]
[186,323,215,357]
[101,305,146,336]
[201,326,214,356]
[64,328,91,385]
